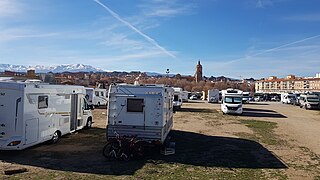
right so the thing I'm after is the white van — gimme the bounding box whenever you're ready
[173,87,183,110]
[85,88,108,107]
[281,93,296,104]
[299,94,320,110]
[208,89,219,103]
[242,92,250,103]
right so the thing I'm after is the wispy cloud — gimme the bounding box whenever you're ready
[283,13,320,22]
[139,0,197,17]
[225,34,320,64]
[207,53,320,78]
[204,35,320,78]
[89,51,165,63]
[256,0,273,8]
[0,0,22,18]
[0,28,58,42]
[94,0,176,58]
[98,32,146,52]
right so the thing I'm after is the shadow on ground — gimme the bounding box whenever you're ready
[242,108,287,118]
[0,128,287,175]
[248,102,270,105]
[179,107,217,113]
[185,100,204,103]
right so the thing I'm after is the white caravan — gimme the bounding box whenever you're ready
[85,88,108,107]
[107,84,174,144]
[173,87,183,110]
[181,91,189,102]
[0,82,93,150]
[221,89,243,115]
[281,93,296,104]
[208,89,219,103]
[242,92,250,103]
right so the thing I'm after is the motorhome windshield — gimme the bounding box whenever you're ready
[224,96,242,104]
[307,98,319,102]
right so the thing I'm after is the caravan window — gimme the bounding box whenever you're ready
[95,91,99,97]
[38,96,48,109]
[127,98,144,112]
[101,92,104,97]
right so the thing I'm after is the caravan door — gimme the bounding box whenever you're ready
[70,94,84,131]
[70,94,78,131]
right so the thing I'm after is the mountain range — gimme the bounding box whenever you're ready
[0,63,248,80]
[0,64,176,77]
[0,64,104,73]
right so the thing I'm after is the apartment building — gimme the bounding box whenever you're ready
[255,74,320,93]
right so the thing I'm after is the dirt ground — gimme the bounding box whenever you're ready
[1,102,320,179]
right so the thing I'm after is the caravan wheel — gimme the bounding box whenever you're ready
[86,118,93,129]
[51,131,60,144]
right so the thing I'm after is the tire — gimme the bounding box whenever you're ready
[51,131,60,144]
[86,118,92,129]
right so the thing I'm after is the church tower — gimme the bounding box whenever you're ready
[195,60,203,83]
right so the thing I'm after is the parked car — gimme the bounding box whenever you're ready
[189,95,198,100]
[254,96,262,102]
[271,96,280,101]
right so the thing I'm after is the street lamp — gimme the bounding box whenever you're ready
[166,69,170,86]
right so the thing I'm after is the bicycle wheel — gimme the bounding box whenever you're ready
[103,142,117,159]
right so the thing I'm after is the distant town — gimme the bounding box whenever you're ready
[0,61,319,94]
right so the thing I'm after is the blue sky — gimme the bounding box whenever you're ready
[0,0,320,78]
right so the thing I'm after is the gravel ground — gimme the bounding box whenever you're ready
[0,101,319,179]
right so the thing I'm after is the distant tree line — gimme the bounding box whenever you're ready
[140,77,255,93]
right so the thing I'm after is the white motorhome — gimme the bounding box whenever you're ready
[85,88,108,107]
[0,82,93,150]
[221,89,243,115]
[242,92,250,103]
[181,91,189,102]
[107,84,174,144]
[208,89,219,103]
[281,93,296,104]
[173,87,183,110]
[299,94,320,110]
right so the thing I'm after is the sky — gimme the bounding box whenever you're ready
[0,0,320,79]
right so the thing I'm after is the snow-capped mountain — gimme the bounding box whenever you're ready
[0,64,104,73]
